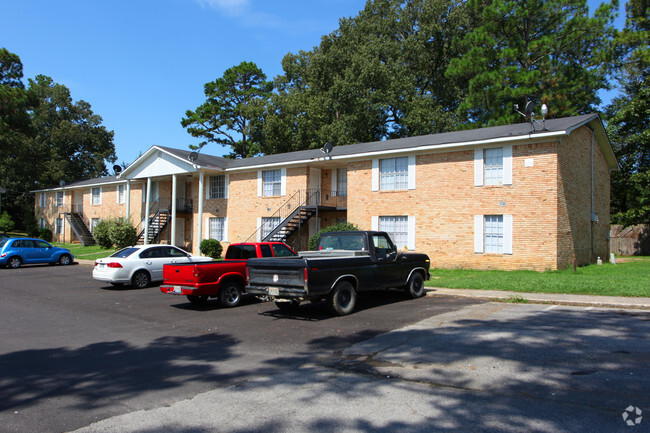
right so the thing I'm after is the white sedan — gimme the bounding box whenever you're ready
[93,244,213,288]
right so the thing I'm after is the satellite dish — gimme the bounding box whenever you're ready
[321,142,334,159]
[525,101,534,116]
[59,180,66,186]
[188,151,199,162]
[113,165,122,174]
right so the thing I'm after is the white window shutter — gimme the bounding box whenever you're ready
[503,146,513,185]
[281,168,287,196]
[116,186,119,204]
[331,169,338,196]
[474,215,484,253]
[205,177,210,199]
[408,155,416,190]
[223,217,229,243]
[503,214,513,254]
[408,215,416,250]
[474,149,484,186]
[257,171,262,197]
[256,217,262,242]
[371,216,379,231]
[205,217,210,239]
[371,159,379,191]
[224,174,229,199]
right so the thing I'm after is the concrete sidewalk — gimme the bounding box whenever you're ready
[426,287,650,310]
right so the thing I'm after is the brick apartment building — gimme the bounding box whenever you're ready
[33,113,618,271]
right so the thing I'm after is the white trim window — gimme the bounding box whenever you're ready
[55,217,64,235]
[337,168,348,197]
[208,217,226,241]
[262,169,282,196]
[474,214,513,254]
[261,217,280,239]
[372,156,415,191]
[372,215,416,250]
[40,193,46,208]
[208,175,226,199]
[56,191,64,207]
[474,146,512,186]
[91,187,102,205]
[117,185,126,204]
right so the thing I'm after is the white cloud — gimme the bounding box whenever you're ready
[194,0,250,16]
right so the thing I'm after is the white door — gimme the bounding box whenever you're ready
[175,217,185,248]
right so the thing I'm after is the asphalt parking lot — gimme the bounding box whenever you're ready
[0,262,648,432]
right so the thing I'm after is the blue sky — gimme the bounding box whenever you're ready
[2,0,625,169]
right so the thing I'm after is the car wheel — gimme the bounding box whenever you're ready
[404,272,425,299]
[7,256,22,269]
[275,299,301,311]
[187,295,209,306]
[327,281,357,316]
[131,270,151,289]
[220,281,243,308]
[58,254,72,266]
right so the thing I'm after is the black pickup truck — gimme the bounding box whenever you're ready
[245,231,431,316]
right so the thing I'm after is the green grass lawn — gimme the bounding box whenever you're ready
[53,243,117,261]
[426,257,650,298]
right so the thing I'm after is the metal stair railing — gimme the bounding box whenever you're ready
[59,205,96,246]
[136,197,172,244]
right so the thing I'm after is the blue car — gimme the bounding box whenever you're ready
[0,237,74,269]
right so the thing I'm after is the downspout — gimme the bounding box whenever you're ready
[197,170,204,255]
[590,129,596,262]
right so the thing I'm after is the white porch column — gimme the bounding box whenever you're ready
[144,177,151,245]
[197,170,204,255]
[125,180,131,220]
[171,174,177,247]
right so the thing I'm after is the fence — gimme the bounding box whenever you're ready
[610,224,650,256]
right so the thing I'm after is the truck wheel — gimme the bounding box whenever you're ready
[275,299,300,311]
[405,272,425,299]
[187,295,209,306]
[220,281,242,308]
[131,270,151,289]
[327,281,357,316]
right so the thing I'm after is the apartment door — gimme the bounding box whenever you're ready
[175,217,185,248]
[309,168,321,205]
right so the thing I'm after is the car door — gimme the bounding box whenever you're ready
[371,234,403,288]
[32,240,52,262]
[16,240,37,263]
[139,247,167,282]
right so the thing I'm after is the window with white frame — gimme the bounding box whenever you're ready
[56,191,64,207]
[209,175,226,199]
[209,217,225,241]
[117,185,126,204]
[337,168,348,197]
[39,218,46,229]
[484,215,503,253]
[40,193,46,208]
[379,216,409,250]
[380,157,409,190]
[474,214,513,254]
[261,217,280,239]
[474,146,512,186]
[91,187,102,205]
[484,148,503,185]
[262,170,282,196]
[55,218,64,235]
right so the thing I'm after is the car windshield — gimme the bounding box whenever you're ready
[110,247,139,258]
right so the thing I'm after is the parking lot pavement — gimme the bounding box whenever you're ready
[73,302,650,433]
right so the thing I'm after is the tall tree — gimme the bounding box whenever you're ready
[259,0,475,154]
[607,0,649,225]
[182,61,272,159]
[0,48,31,156]
[446,0,619,127]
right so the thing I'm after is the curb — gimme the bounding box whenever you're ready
[426,287,650,310]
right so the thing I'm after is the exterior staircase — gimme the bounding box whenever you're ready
[264,206,318,242]
[62,212,96,246]
[137,210,171,244]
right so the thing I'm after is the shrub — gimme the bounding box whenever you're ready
[109,220,138,249]
[0,211,15,234]
[93,219,115,249]
[37,227,53,242]
[200,238,222,259]
[308,221,359,250]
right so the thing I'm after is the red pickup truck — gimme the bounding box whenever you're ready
[159,242,296,307]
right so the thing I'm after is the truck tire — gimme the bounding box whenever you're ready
[187,295,209,306]
[327,281,357,316]
[219,281,242,308]
[405,272,425,299]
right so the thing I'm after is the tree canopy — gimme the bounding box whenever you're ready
[0,49,116,228]
[181,61,272,159]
